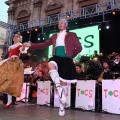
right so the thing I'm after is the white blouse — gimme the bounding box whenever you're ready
[56,30,66,47]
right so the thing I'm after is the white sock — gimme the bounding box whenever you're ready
[49,70,67,104]
[6,94,12,105]
[49,70,60,87]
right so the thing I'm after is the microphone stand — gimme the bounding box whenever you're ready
[95,64,102,111]
[96,81,102,111]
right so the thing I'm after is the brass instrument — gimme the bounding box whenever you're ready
[98,71,104,83]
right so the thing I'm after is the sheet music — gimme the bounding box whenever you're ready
[24,67,35,74]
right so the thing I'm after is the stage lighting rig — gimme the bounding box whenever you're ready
[66,10,71,19]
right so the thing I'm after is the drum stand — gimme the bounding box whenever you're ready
[17,74,31,104]
[95,82,102,111]
[17,83,31,105]
[24,83,31,105]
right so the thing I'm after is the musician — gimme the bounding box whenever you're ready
[98,60,113,82]
[110,52,118,60]
[92,50,99,60]
[99,52,106,64]
[75,64,86,80]
[95,60,113,111]
[111,54,120,78]
[71,64,86,108]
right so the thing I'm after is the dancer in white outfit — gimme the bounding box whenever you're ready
[23,19,82,116]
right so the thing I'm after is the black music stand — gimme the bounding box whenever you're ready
[18,67,35,104]
[80,56,90,62]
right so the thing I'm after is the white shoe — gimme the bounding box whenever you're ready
[58,87,66,104]
[59,108,65,117]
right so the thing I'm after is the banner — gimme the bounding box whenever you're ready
[17,83,30,102]
[37,81,51,106]
[102,80,120,114]
[24,67,34,74]
[75,80,96,110]
[54,83,71,108]
[49,25,99,59]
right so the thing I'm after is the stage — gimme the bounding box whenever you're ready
[0,101,119,120]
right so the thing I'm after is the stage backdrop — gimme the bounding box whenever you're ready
[48,25,99,60]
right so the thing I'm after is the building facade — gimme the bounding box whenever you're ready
[5,0,107,26]
[0,27,7,61]
[4,0,120,61]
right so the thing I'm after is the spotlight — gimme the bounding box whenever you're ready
[103,22,110,30]
[27,31,30,34]
[66,10,70,19]
[98,24,102,31]
[66,14,70,18]
[34,28,38,32]
[75,18,79,25]
[75,22,78,25]
[111,10,118,16]
[106,24,110,29]
[101,21,110,30]
[37,33,44,42]
[18,32,20,34]
[112,11,116,15]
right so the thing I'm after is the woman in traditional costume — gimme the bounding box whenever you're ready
[0,33,27,108]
